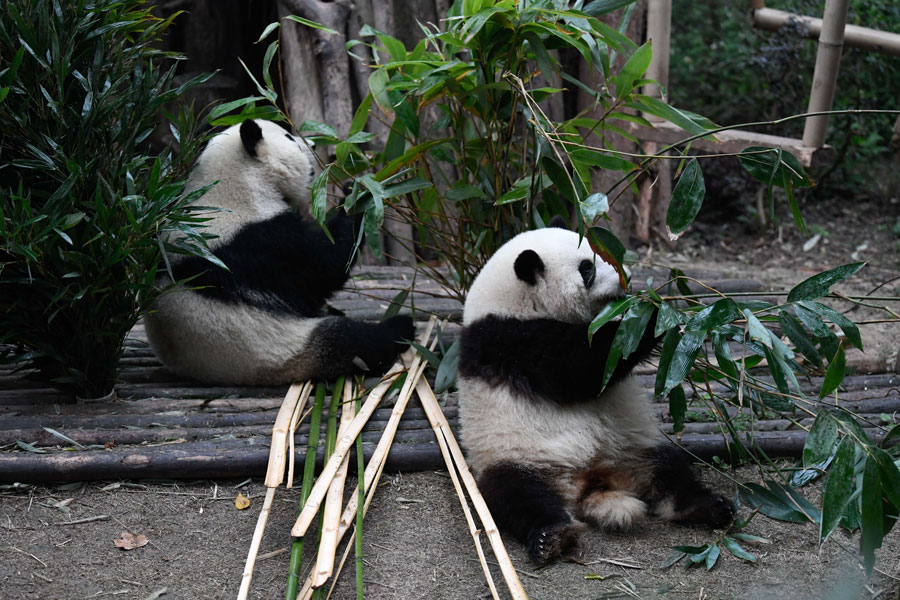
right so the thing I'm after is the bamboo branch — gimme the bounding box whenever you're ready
[237,486,277,600]
[265,382,310,488]
[312,380,356,587]
[416,378,529,600]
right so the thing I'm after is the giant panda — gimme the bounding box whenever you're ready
[457,220,734,564]
[144,119,414,385]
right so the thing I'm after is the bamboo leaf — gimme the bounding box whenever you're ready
[654,328,680,396]
[665,158,704,240]
[796,300,863,351]
[778,310,824,369]
[588,297,635,342]
[859,457,883,575]
[740,483,808,523]
[659,550,686,569]
[435,339,460,393]
[668,385,686,434]
[662,330,705,396]
[722,536,756,562]
[820,436,856,546]
[684,298,740,332]
[819,345,846,400]
[803,412,839,468]
[654,301,682,337]
[787,263,865,303]
[614,40,652,100]
[704,544,720,570]
[282,15,338,35]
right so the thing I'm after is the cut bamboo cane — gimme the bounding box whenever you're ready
[287,383,314,489]
[290,318,437,538]
[416,378,530,600]
[295,319,439,600]
[265,382,309,488]
[237,486,277,600]
[312,380,356,588]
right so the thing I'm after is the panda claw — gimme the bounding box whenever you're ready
[527,522,582,565]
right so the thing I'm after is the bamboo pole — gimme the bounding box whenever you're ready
[644,0,671,100]
[801,0,850,148]
[753,7,900,58]
[416,378,530,600]
[265,382,309,487]
[312,380,356,587]
[237,486,277,600]
[287,383,314,488]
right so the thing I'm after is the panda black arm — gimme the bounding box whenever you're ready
[459,313,660,404]
[171,209,362,317]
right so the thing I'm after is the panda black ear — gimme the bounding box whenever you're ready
[240,119,263,158]
[514,249,544,286]
[547,215,569,229]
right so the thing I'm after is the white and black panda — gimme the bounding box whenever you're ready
[144,119,414,385]
[457,219,734,564]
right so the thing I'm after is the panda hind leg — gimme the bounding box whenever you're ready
[644,445,734,528]
[477,463,584,565]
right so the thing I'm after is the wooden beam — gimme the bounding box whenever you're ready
[753,7,900,58]
[628,120,834,168]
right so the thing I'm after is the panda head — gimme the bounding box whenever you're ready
[463,222,624,325]
[196,119,316,210]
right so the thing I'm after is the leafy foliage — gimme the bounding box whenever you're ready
[0,0,214,396]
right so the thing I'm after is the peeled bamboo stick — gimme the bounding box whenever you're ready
[237,486,277,600]
[290,318,437,538]
[265,382,309,488]
[312,381,357,588]
[295,319,439,600]
[287,383,314,489]
[416,378,530,600]
[290,369,401,537]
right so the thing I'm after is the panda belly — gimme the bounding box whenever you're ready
[457,376,661,475]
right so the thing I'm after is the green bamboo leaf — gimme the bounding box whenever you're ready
[730,533,771,545]
[586,227,628,288]
[665,158,705,240]
[722,536,756,562]
[363,197,383,260]
[368,68,393,117]
[873,448,900,511]
[819,345,846,400]
[796,301,863,351]
[803,412,839,468]
[282,15,338,35]
[742,308,772,349]
[435,339,460,393]
[299,120,338,138]
[738,146,813,189]
[787,263,865,302]
[588,297,635,342]
[662,329,705,396]
[583,0,638,17]
[614,40,652,100]
[602,302,654,387]
[255,20,280,43]
[383,178,432,198]
[568,149,635,172]
[659,550,686,569]
[820,436,856,546]
[881,424,900,451]
[310,166,331,226]
[630,95,710,136]
[654,301,682,337]
[684,298,740,331]
[704,544,720,570]
[16,440,48,454]
[859,457,883,575]
[262,40,278,92]
[778,310,824,369]
[740,483,808,523]
[349,93,373,136]
[654,328,680,396]
[382,288,409,320]
[668,385,686,434]
[579,192,608,223]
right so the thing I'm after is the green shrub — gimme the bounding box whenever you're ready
[0,0,215,397]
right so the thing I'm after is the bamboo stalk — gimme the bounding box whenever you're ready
[416,378,530,600]
[287,383,315,489]
[312,380,356,588]
[237,486,277,600]
[753,7,900,57]
[265,383,307,488]
[295,318,439,599]
[290,368,402,538]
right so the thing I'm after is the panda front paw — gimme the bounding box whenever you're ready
[382,315,415,346]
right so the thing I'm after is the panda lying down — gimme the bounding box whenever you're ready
[145,119,413,385]
[458,220,734,564]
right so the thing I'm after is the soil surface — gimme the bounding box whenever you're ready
[2,184,899,600]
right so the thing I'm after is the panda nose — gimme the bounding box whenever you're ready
[579,260,595,288]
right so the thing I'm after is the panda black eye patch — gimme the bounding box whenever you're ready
[578,259,595,288]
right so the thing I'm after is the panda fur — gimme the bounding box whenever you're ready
[144,119,414,385]
[457,220,734,564]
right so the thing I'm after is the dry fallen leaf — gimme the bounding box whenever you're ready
[234,492,251,510]
[113,531,149,551]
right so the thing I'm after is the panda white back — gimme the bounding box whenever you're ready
[144,119,414,385]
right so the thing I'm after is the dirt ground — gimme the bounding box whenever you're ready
[2,179,899,600]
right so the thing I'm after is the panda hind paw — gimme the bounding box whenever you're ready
[679,492,735,529]
[526,522,583,565]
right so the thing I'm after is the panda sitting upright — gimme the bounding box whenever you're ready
[457,219,734,564]
[144,119,414,385]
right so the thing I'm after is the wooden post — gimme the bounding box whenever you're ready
[801,0,850,149]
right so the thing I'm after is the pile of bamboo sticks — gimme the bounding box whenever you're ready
[237,317,529,600]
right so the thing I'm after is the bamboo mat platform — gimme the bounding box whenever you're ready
[1,266,897,483]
